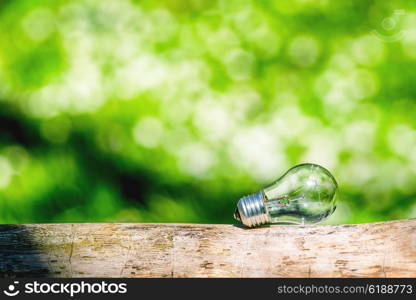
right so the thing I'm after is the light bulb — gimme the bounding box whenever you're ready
[234,163,338,227]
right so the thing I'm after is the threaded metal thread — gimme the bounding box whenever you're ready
[234,192,270,227]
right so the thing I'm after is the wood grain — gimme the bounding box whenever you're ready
[0,220,415,277]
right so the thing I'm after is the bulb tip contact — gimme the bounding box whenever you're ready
[233,208,241,221]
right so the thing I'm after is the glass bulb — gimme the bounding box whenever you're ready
[234,163,338,227]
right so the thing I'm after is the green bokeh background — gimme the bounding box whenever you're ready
[0,0,416,225]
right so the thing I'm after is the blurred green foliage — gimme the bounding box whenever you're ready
[0,0,416,225]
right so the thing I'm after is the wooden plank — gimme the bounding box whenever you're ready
[0,220,415,277]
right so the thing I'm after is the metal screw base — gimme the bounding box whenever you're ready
[234,192,270,227]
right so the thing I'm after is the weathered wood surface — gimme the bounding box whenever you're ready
[0,220,415,277]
